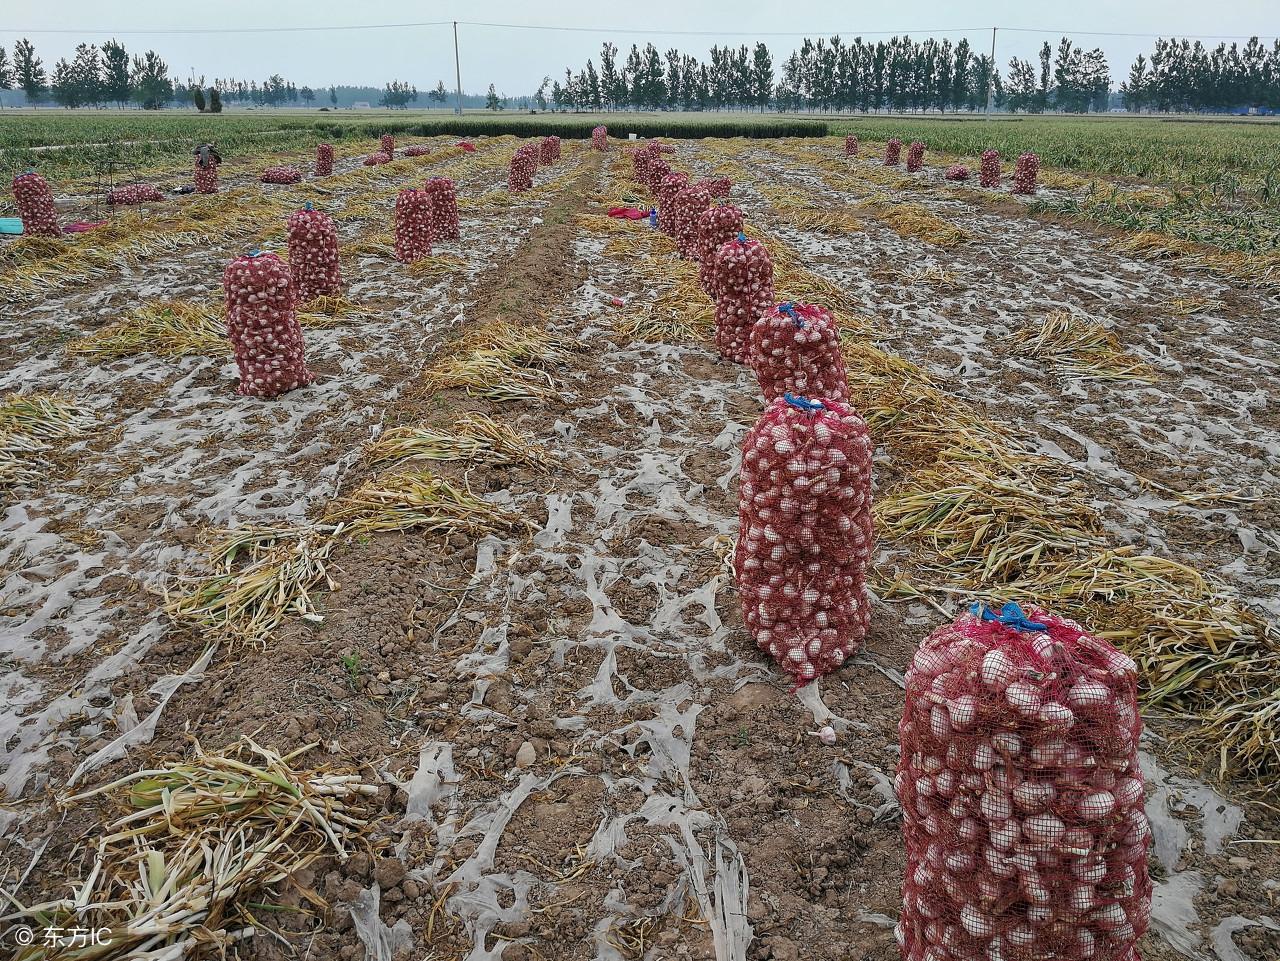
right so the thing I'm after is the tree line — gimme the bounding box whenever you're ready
[0,37,451,111]
[1122,37,1280,112]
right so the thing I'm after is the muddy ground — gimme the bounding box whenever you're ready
[1,135,1277,961]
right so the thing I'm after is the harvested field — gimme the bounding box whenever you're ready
[1,127,1277,961]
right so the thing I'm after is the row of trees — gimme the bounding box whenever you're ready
[1123,37,1280,112]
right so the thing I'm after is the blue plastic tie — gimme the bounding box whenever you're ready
[784,392,824,413]
[248,247,263,258]
[778,301,805,328]
[737,231,747,244]
[304,201,314,211]
[970,601,1048,633]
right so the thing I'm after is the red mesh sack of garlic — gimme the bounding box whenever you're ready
[592,125,608,150]
[631,142,658,182]
[425,177,460,241]
[712,233,774,365]
[314,143,334,176]
[194,143,221,194]
[735,393,874,686]
[673,184,712,259]
[696,176,732,199]
[749,302,850,406]
[845,134,859,157]
[508,145,537,192]
[907,141,926,173]
[945,165,971,182]
[980,150,1002,189]
[695,205,744,297]
[645,159,673,193]
[223,250,314,399]
[539,136,561,164]
[107,183,163,205]
[394,188,434,263]
[403,146,432,157]
[1014,152,1040,194]
[380,134,395,155]
[658,143,676,154]
[656,172,690,235]
[287,203,342,303]
[896,601,1152,961]
[885,138,903,165]
[362,152,391,167]
[12,171,61,237]
[261,165,303,184]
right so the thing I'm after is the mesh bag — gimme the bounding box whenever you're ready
[394,188,434,263]
[1014,152,1040,195]
[592,125,608,150]
[223,251,314,398]
[944,165,971,182]
[403,145,432,157]
[508,145,537,192]
[287,204,342,303]
[362,152,391,167]
[980,150,1002,189]
[261,165,303,184]
[696,176,732,199]
[425,177,460,241]
[695,205,744,297]
[672,185,712,259]
[885,138,903,166]
[107,183,163,205]
[314,143,335,176]
[656,172,691,235]
[194,145,221,194]
[896,602,1152,961]
[735,394,874,686]
[749,302,850,406]
[845,135,859,156]
[907,141,926,173]
[380,134,395,155]
[13,172,61,236]
[711,234,774,365]
[539,136,562,164]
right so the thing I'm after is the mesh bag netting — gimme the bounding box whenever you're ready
[314,143,334,176]
[695,205,744,297]
[508,145,537,192]
[748,302,850,406]
[394,188,434,263]
[945,165,971,182]
[261,165,303,184]
[287,203,342,303]
[696,176,732,199]
[896,601,1152,961]
[845,135,859,157]
[656,172,691,235]
[1014,152,1040,195]
[645,159,673,194]
[223,251,314,398]
[107,183,163,205]
[380,134,395,155]
[711,233,774,364]
[425,177,460,241]
[673,184,712,259]
[194,144,220,194]
[592,125,608,150]
[885,138,903,166]
[735,394,874,686]
[13,171,61,236]
[539,136,562,164]
[907,141,926,173]
[403,145,432,157]
[362,152,391,167]
[980,150,1002,189]
[658,143,677,154]
[631,142,660,185]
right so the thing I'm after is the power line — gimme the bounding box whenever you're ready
[0,21,451,36]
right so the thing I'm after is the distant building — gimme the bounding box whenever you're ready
[352,101,372,110]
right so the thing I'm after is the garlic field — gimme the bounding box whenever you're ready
[0,127,1277,961]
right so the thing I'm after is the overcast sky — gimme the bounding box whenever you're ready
[4,1,1277,95]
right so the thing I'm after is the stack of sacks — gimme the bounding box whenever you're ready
[695,205,744,297]
[394,188,434,263]
[222,250,314,398]
[735,393,874,686]
[12,171,61,236]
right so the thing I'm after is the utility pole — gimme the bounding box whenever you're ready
[453,21,463,116]
[986,27,997,113]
